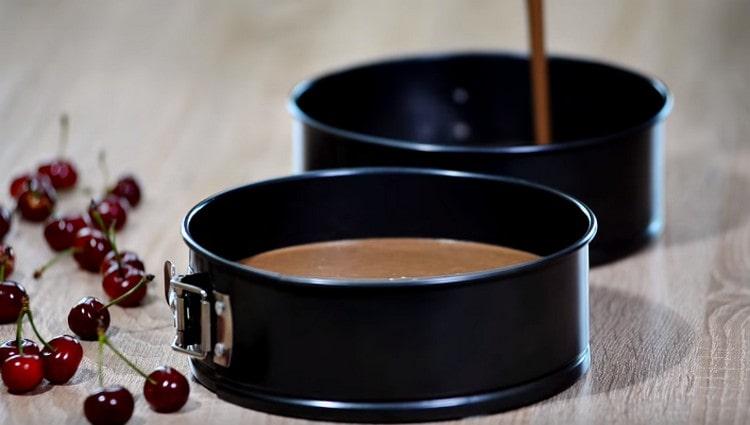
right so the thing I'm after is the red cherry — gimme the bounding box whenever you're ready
[89,196,127,232]
[41,335,83,384]
[0,280,27,324]
[100,250,145,275]
[44,215,90,251]
[1,354,43,393]
[17,185,57,222]
[109,176,141,208]
[9,175,32,199]
[9,174,53,199]
[73,228,112,273]
[84,386,134,425]
[103,267,147,307]
[143,366,190,413]
[37,160,78,190]
[0,245,15,278]
[0,206,11,241]
[67,296,110,340]
[0,339,40,363]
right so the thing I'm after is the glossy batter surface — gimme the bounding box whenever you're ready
[240,237,540,279]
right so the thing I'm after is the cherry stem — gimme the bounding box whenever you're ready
[89,202,118,249]
[98,330,155,384]
[33,247,76,279]
[89,203,120,264]
[108,222,119,261]
[98,151,110,191]
[14,301,53,354]
[97,332,104,387]
[15,309,26,355]
[0,263,5,282]
[103,274,154,310]
[59,113,70,157]
[89,201,106,232]
[25,307,53,351]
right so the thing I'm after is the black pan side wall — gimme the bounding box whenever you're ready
[298,122,662,264]
[189,248,588,401]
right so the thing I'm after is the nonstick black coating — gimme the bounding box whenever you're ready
[181,168,596,422]
[290,52,672,265]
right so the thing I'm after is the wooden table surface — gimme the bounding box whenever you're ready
[0,1,748,424]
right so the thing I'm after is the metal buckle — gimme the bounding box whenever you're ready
[212,291,233,367]
[164,261,233,366]
[165,261,211,359]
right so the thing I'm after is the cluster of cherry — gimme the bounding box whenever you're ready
[0,115,189,425]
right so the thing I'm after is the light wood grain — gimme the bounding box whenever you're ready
[0,1,748,424]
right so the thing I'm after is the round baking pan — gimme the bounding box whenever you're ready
[289,52,671,265]
[166,167,596,422]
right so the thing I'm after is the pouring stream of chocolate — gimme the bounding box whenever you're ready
[527,0,551,144]
[242,6,550,278]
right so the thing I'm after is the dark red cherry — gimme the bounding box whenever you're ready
[100,250,145,275]
[84,386,134,425]
[17,185,57,222]
[41,335,83,384]
[103,267,146,307]
[1,354,43,393]
[9,174,53,199]
[0,206,11,242]
[44,215,90,251]
[109,176,141,208]
[89,196,127,232]
[0,280,27,324]
[0,339,40,363]
[37,160,78,190]
[9,175,32,199]
[38,115,77,190]
[73,228,112,273]
[0,245,15,278]
[143,366,190,413]
[67,296,110,340]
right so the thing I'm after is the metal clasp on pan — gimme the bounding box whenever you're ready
[164,261,233,366]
